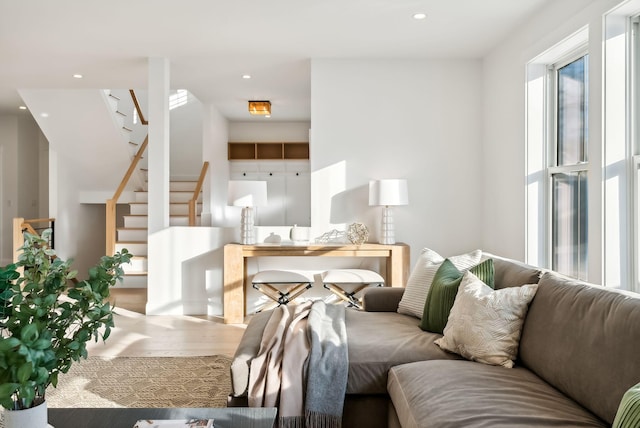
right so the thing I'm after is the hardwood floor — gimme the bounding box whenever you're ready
[86,307,248,358]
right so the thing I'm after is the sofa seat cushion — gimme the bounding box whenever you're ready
[345,310,461,394]
[387,360,606,428]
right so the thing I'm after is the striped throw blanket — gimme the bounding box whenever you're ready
[248,300,348,427]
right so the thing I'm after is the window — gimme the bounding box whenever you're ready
[548,53,589,279]
[633,16,640,292]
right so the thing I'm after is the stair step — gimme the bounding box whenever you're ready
[123,215,196,227]
[108,93,121,101]
[109,288,147,313]
[114,275,148,289]
[129,202,202,216]
[115,110,127,117]
[134,190,201,203]
[116,241,147,257]
[154,181,199,192]
[123,256,148,273]
[122,126,133,132]
[117,227,147,241]
[123,215,147,228]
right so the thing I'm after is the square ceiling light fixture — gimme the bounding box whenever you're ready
[248,100,271,115]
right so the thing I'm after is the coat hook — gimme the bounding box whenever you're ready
[243,172,246,176]
[269,172,273,176]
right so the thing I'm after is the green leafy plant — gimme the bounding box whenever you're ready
[0,229,131,410]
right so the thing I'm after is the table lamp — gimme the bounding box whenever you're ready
[369,179,408,245]
[228,180,268,245]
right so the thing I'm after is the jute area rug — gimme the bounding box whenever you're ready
[45,355,232,408]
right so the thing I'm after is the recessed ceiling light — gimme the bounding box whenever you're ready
[19,106,27,110]
[265,115,271,118]
[40,113,49,118]
[73,74,83,79]
[413,13,427,20]
[242,74,251,79]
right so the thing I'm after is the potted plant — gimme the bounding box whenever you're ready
[0,229,131,427]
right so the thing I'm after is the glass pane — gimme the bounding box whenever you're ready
[552,171,588,279]
[557,55,588,165]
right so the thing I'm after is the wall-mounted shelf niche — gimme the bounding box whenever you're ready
[228,142,309,160]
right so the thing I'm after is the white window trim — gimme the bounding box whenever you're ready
[525,26,589,273]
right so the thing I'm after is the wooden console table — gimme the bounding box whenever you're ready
[223,243,410,324]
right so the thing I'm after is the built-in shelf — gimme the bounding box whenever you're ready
[228,142,309,160]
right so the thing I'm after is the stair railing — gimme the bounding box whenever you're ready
[106,135,148,256]
[129,89,148,125]
[189,161,210,226]
[12,217,55,263]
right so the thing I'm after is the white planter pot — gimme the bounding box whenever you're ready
[3,400,51,428]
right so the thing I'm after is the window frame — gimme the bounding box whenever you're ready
[631,16,640,293]
[545,49,590,280]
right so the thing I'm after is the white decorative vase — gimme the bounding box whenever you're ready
[3,400,51,428]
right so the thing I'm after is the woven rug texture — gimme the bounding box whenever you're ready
[45,355,232,408]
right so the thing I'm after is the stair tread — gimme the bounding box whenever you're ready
[134,190,196,194]
[129,201,201,205]
[123,214,194,217]
[146,180,198,183]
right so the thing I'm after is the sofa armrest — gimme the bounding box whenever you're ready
[230,310,271,397]
[362,287,405,312]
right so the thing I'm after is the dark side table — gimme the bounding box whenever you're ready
[47,407,277,428]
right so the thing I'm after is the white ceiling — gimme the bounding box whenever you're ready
[0,0,553,121]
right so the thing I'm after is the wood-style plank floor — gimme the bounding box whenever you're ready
[85,308,248,358]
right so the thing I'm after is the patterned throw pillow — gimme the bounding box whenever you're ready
[397,248,481,319]
[419,258,494,334]
[434,271,538,368]
[613,383,640,428]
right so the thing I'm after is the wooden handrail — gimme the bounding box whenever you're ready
[13,217,56,263]
[129,89,148,125]
[106,135,148,255]
[189,161,209,226]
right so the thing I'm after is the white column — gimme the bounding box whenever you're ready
[146,58,173,314]
[147,57,170,233]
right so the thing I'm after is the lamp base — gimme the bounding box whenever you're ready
[380,205,395,245]
[240,206,255,245]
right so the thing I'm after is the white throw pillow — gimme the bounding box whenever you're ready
[397,248,481,319]
[434,271,538,368]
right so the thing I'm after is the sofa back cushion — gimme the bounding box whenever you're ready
[519,271,640,424]
[481,252,542,289]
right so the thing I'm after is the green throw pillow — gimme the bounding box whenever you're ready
[419,258,494,334]
[613,383,640,428]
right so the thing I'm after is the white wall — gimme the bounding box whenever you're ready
[228,121,310,142]
[18,116,40,219]
[0,114,46,266]
[170,96,204,180]
[0,116,18,265]
[202,103,231,227]
[310,59,484,267]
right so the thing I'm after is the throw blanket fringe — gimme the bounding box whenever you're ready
[249,300,348,428]
[306,410,342,428]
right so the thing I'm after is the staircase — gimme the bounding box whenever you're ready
[110,181,203,313]
[116,181,203,282]
[102,89,206,313]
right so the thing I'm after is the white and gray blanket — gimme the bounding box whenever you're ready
[248,300,348,428]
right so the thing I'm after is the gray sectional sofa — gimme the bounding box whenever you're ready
[229,252,640,427]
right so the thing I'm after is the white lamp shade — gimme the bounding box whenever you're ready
[228,180,268,207]
[369,179,409,206]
